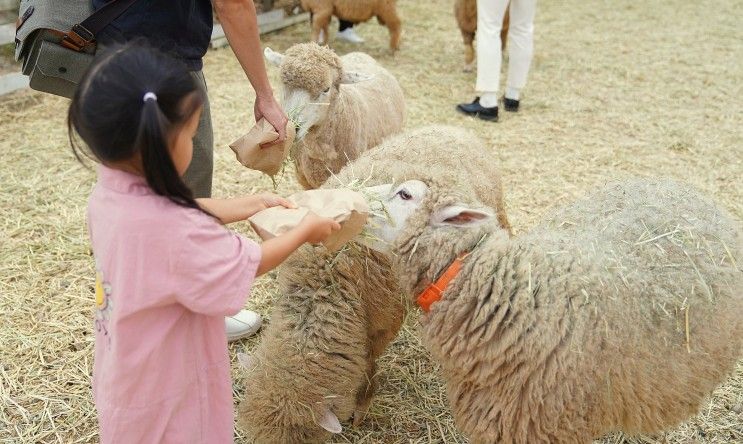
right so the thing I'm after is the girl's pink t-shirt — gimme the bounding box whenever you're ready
[88,166,261,443]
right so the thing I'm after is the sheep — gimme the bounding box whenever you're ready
[455,0,510,72]
[301,0,402,50]
[236,125,511,443]
[364,177,743,443]
[264,43,405,189]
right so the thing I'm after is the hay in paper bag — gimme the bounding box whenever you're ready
[229,118,297,176]
[249,189,370,252]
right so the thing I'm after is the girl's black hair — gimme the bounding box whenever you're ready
[68,41,207,214]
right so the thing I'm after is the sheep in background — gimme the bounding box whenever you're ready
[365,177,743,443]
[301,0,402,50]
[455,0,510,71]
[264,43,405,189]
[237,125,511,443]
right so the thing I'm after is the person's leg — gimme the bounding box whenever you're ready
[337,18,365,43]
[504,0,537,104]
[339,19,353,32]
[185,72,261,341]
[475,0,510,108]
[184,71,214,198]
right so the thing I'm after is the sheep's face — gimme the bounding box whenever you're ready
[265,45,374,139]
[364,180,495,254]
[282,78,335,140]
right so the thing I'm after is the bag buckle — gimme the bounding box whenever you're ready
[61,24,95,51]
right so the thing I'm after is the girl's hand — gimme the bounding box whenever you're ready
[196,193,295,225]
[256,212,341,276]
[254,193,295,212]
[298,212,342,244]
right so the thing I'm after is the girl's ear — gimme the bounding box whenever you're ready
[264,47,285,66]
[430,204,494,227]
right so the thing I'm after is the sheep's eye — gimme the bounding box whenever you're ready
[396,189,412,200]
[322,87,331,94]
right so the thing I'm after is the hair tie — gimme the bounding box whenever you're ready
[143,92,158,103]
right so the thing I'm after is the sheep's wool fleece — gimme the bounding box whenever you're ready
[412,179,742,443]
[302,0,397,24]
[279,43,405,189]
[237,125,510,443]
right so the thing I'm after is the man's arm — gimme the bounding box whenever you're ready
[213,0,287,141]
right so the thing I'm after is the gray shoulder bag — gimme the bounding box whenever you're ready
[14,0,140,98]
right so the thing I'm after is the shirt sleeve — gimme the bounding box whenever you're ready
[173,213,262,317]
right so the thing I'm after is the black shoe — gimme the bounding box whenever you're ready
[456,97,499,121]
[503,97,520,112]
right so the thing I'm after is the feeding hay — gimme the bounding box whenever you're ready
[229,118,297,177]
[248,188,370,252]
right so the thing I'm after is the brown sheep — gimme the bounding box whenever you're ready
[455,0,510,71]
[301,0,402,50]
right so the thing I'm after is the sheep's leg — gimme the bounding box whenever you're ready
[501,6,510,51]
[352,358,376,427]
[378,9,402,51]
[462,31,475,72]
[311,9,332,45]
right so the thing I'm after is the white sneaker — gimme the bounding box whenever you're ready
[337,28,365,44]
[225,310,262,342]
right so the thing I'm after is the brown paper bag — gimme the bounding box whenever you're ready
[229,118,297,176]
[248,189,370,252]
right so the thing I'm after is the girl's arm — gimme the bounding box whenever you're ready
[197,193,294,225]
[256,213,341,276]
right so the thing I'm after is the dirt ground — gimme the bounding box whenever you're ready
[0,0,741,442]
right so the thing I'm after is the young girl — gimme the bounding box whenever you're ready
[68,43,340,443]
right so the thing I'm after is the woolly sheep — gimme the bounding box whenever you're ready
[365,177,743,443]
[455,0,509,71]
[236,125,511,443]
[301,0,402,50]
[264,43,405,189]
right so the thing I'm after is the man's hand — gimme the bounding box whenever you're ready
[255,94,288,147]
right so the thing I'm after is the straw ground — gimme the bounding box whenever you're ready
[1,0,741,442]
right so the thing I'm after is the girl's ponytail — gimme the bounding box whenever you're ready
[136,92,202,212]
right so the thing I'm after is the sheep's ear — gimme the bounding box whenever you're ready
[264,47,285,66]
[340,71,374,84]
[431,204,494,227]
[313,404,342,434]
[237,352,256,370]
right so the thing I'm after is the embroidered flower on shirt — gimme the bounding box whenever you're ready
[95,269,113,348]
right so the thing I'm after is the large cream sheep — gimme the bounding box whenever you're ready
[264,43,405,189]
[364,177,743,443]
[301,0,402,50]
[455,0,510,71]
[236,125,511,443]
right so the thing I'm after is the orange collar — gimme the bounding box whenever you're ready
[416,254,467,313]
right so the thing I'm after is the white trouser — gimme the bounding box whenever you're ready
[476,0,537,98]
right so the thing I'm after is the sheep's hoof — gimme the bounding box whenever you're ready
[463,63,475,73]
[351,409,368,427]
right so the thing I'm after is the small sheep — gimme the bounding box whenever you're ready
[237,125,511,443]
[264,43,405,189]
[455,0,510,71]
[366,177,743,443]
[301,0,402,50]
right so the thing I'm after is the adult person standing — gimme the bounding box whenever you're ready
[91,0,288,341]
[457,0,537,122]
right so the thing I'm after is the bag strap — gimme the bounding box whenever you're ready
[61,0,141,51]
